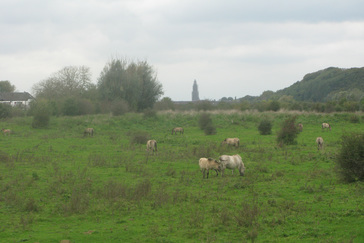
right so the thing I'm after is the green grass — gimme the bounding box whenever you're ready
[0,111,363,242]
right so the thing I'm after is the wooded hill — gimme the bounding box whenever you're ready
[242,67,364,102]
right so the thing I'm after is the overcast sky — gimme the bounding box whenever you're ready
[1,0,364,101]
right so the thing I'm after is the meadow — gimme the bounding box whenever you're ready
[0,111,363,242]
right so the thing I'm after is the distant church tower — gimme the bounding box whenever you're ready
[192,80,200,101]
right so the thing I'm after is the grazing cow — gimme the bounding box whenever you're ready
[146,140,157,154]
[298,123,303,132]
[219,154,245,177]
[316,137,324,150]
[221,138,240,147]
[84,128,94,136]
[2,128,11,135]
[172,127,184,135]
[199,158,221,179]
[322,123,331,131]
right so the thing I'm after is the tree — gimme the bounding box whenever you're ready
[267,100,280,111]
[154,97,175,110]
[32,66,94,100]
[97,59,163,111]
[0,81,16,92]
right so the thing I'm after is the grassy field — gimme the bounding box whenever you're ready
[0,111,363,242]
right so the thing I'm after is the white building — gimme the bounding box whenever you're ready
[0,92,34,107]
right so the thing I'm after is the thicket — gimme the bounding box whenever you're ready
[336,132,364,182]
[0,103,12,118]
[276,116,300,146]
[31,101,50,128]
[128,131,150,145]
[198,113,216,135]
[258,119,272,135]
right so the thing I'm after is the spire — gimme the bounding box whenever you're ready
[192,80,200,101]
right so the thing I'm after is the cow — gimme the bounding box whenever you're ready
[84,128,94,136]
[2,128,11,136]
[146,140,157,154]
[218,154,245,177]
[172,127,184,135]
[221,138,240,147]
[322,123,331,131]
[316,137,324,150]
[199,158,221,179]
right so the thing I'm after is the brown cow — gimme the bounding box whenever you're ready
[172,127,184,135]
[84,128,94,136]
[2,128,11,136]
[199,158,221,179]
[322,123,331,131]
[221,138,240,147]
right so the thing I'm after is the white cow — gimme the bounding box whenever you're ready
[219,154,245,177]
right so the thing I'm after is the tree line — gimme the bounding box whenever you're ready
[1,62,363,121]
[1,58,164,118]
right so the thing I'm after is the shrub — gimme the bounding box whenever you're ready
[198,113,216,135]
[129,131,150,144]
[32,101,51,128]
[199,113,211,130]
[276,116,299,146]
[0,103,12,118]
[196,100,213,111]
[349,115,360,123]
[62,98,79,116]
[267,100,280,112]
[204,123,217,135]
[154,97,175,111]
[336,132,364,182]
[258,119,272,135]
[143,109,157,119]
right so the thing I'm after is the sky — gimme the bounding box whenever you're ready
[1,0,364,101]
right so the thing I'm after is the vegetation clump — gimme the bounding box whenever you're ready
[0,103,11,119]
[258,119,272,135]
[129,131,150,144]
[336,132,364,182]
[349,115,360,123]
[31,101,51,128]
[276,116,300,146]
[198,113,216,135]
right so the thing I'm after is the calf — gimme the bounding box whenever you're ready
[199,158,221,179]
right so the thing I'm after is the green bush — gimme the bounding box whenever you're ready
[143,109,157,119]
[336,132,364,182]
[32,101,51,128]
[349,115,360,123]
[0,103,12,118]
[198,113,216,135]
[199,113,211,130]
[267,100,280,112]
[204,123,217,135]
[129,131,150,145]
[276,116,299,146]
[258,119,272,135]
[62,98,79,116]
